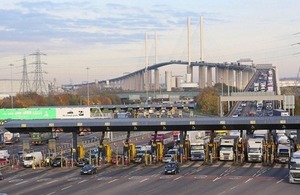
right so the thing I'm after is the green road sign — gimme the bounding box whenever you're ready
[0,108,56,120]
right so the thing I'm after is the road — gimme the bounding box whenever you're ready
[0,161,297,195]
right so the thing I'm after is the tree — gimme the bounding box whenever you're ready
[195,87,219,115]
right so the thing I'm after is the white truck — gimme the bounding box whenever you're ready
[219,135,239,161]
[23,151,43,168]
[246,138,264,162]
[253,130,269,140]
[187,131,207,161]
[0,150,10,165]
[289,150,300,184]
[0,150,10,159]
[190,136,209,161]
[4,132,20,144]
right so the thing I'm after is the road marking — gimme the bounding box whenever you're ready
[46,192,56,195]
[140,178,149,183]
[15,180,28,185]
[174,176,183,181]
[61,185,72,190]
[78,179,87,184]
[46,179,58,185]
[108,179,118,183]
[276,179,284,184]
[213,177,221,182]
[245,178,253,183]
[230,185,239,190]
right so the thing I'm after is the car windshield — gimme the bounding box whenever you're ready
[166,163,176,168]
[164,154,172,158]
[83,165,92,170]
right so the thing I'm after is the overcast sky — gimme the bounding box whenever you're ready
[0,0,299,85]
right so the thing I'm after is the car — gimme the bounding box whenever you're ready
[232,113,238,117]
[0,171,3,180]
[167,149,178,156]
[51,156,67,167]
[80,164,97,175]
[162,154,174,163]
[76,158,89,167]
[164,161,179,175]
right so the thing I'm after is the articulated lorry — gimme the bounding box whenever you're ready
[289,150,300,183]
[273,109,289,116]
[4,132,20,144]
[246,138,264,162]
[190,136,209,161]
[253,130,269,140]
[31,132,53,145]
[219,135,239,161]
[275,134,292,163]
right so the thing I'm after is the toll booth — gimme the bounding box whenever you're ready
[123,142,136,163]
[263,131,275,166]
[205,130,218,164]
[235,139,246,165]
[77,144,86,159]
[98,143,112,164]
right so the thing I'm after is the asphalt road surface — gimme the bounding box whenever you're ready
[0,161,297,195]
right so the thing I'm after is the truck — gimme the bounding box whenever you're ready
[190,136,209,161]
[0,150,10,159]
[219,135,239,161]
[253,130,269,140]
[273,109,289,116]
[276,143,291,163]
[150,131,174,153]
[246,138,264,162]
[274,134,292,163]
[23,151,43,168]
[4,132,20,144]
[31,132,53,145]
[0,150,10,165]
[133,145,151,164]
[289,150,300,184]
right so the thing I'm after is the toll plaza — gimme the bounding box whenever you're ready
[3,116,300,167]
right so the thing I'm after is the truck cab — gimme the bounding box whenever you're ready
[219,135,239,161]
[289,151,300,183]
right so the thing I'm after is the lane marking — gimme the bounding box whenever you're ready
[46,192,56,195]
[245,178,253,183]
[61,185,72,191]
[213,177,221,182]
[276,179,284,184]
[140,178,149,183]
[108,179,118,183]
[174,176,183,181]
[78,179,87,184]
[15,180,28,185]
[46,180,58,185]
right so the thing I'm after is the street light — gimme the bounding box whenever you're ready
[9,64,14,108]
[86,67,90,106]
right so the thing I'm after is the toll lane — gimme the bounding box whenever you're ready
[0,162,296,195]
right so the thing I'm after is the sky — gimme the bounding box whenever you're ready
[0,0,299,86]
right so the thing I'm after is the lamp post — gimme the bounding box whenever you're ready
[86,67,90,106]
[9,64,14,108]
